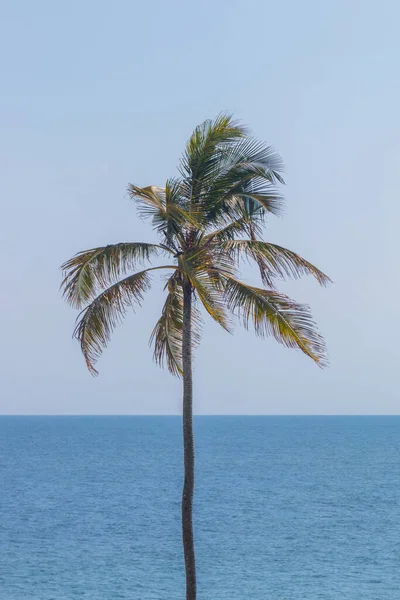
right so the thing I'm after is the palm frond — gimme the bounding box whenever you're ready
[202,218,251,244]
[127,181,200,246]
[218,136,285,185]
[204,174,284,229]
[127,184,165,219]
[202,199,267,245]
[150,278,202,376]
[164,178,202,240]
[189,136,284,229]
[150,289,183,376]
[74,270,151,375]
[222,276,327,366]
[179,113,247,184]
[223,240,331,286]
[74,265,177,375]
[61,242,167,308]
[239,196,267,228]
[247,223,275,287]
[179,251,232,331]
[178,114,247,215]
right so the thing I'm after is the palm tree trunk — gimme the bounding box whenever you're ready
[182,282,196,600]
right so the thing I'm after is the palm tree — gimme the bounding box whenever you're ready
[60,114,330,600]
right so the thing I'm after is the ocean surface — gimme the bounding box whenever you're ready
[0,416,399,599]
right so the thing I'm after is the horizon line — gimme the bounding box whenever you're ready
[1,414,400,417]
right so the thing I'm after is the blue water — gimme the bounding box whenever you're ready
[0,416,399,599]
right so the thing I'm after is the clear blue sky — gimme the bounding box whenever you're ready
[1,0,398,414]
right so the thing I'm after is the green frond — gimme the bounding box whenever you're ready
[127,184,165,221]
[149,279,202,377]
[73,265,177,375]
[164,178,202,237]
[239,197,266,228]
[177,116,285,231]
[204,176,284,229]
[202,200,267,245]
[189,137,284,228]
[202,218,251,244]
[222,276,328,366]
[247,224,275,287]
[74,269,152,375]
[150,289,183,376]
[218,136,285,185]
[179,113,247,189]
[128,181,200,246]
[236,186,284,217]
[223,240,331,286]
[61,242,167,308]
[179,251,232,331]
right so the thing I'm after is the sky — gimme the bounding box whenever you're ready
[1,0,399,415]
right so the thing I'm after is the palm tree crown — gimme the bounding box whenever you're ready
[61,114,330,375]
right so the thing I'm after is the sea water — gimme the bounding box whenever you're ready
[0,416,399,599]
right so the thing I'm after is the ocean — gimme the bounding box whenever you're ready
[0,416,399,599]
